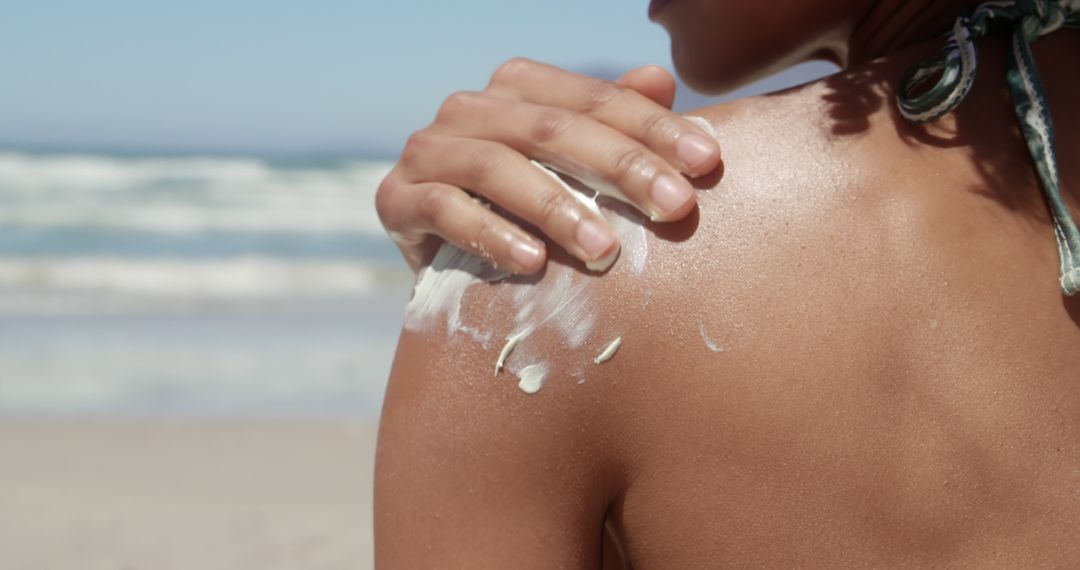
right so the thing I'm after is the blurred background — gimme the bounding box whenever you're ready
[0,1,832,567]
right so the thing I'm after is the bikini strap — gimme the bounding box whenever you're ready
[896,0,1080,295]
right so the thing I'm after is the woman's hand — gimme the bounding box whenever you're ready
[375,59,721,273]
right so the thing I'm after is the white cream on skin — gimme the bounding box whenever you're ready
[495,329,528,374]
[402,117,719,393]
[516,362,549,395]
[495,272,592,378]
[594,337,622,364]
[490,164,649,382]
[699,322,724,353]
[686,115,719,140]
[556,295,596,350]
[404,245,507,341]
[409,239,599,386]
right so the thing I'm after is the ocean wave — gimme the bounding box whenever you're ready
[0,152,394,236]
[0,256,412,298]
[0,225,401,260]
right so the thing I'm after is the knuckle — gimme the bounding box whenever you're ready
[491,57,533,85]
[374,174,401,224]
[530,108,576,144]
[400,130,434,167]
[417,187,453,228]
[533,186,573,227]
[610,146,651,183]
[436,90,480,121]
[580,79,624,114]
[464,146,508,187]
[639,110,673,142]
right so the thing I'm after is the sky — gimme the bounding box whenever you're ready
[1,0,834,157]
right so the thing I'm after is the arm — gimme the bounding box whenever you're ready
[374,320,620,569]
[373,107,718,566]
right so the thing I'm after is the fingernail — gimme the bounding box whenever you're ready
[586,246,620,272]
[576,219,617,260]
[510,240,542,270]
[676,133,716,172]
[650,174,693,216]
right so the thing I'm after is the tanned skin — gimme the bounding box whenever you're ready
[376,1,1080,567]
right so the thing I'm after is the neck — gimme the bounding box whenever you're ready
[846,0,985,66]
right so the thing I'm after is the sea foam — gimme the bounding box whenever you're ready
[0,152,394,235]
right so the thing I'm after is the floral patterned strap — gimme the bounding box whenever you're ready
[897,0,1080,295]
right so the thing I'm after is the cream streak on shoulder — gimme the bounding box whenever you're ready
[403,118,718,394]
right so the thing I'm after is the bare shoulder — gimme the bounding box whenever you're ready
[374,234,639,567]
[373,78,899,563]
[373,81,911,566]
[374,69,912,499]
[377,43,1080,566]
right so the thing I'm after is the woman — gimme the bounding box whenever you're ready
[376,0,1080,567]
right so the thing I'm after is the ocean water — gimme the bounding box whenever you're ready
[0,151,412,418]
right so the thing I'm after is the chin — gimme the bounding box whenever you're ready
[671,51,732,95]
[668,29,842,96]
[669,36,767,95]
[656,0,849,95]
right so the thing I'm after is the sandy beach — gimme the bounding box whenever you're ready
[0,421,377,570]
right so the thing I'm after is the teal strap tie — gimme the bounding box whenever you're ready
[897,0,1080,295]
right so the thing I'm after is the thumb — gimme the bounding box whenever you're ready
[616,65,678,110]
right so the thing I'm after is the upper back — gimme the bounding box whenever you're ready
[598,31,1080,568]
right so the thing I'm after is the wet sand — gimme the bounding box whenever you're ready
[0,421,377,570]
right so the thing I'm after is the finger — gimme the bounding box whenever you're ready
[400,132,621,268]
[377,172,546,274]
[376,170,435,273]
[486,58,721,178]
[411,182,548,273]
[433,92,696,221]
[616,65,676,110]
[386,228,433,274]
